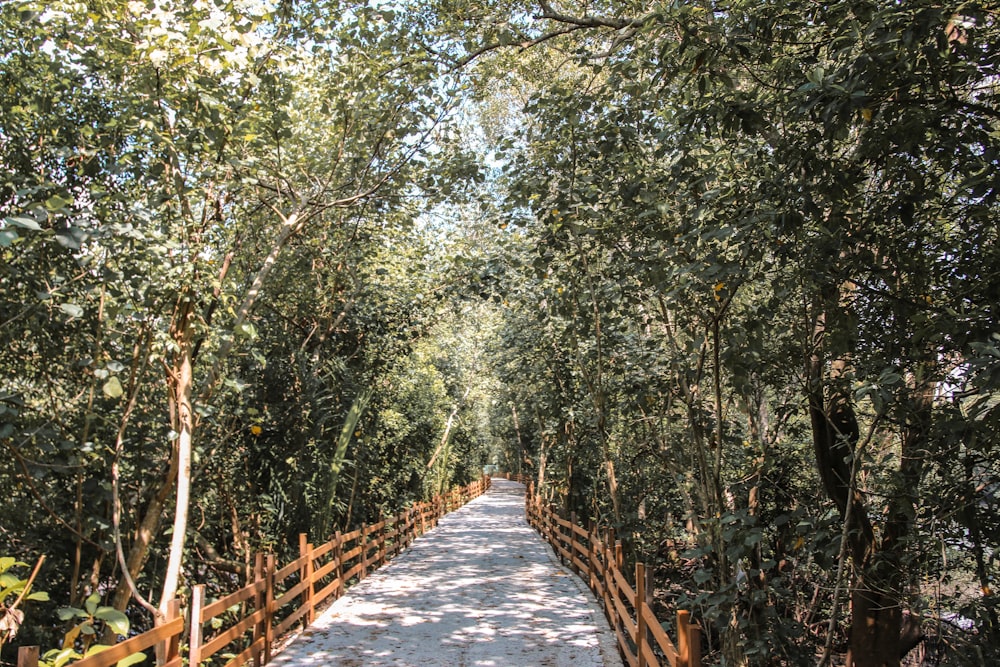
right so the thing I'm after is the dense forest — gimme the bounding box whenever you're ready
[1,1,997,665]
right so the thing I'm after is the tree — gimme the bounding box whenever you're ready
[451,0,1000,663]
[1,0,471,638]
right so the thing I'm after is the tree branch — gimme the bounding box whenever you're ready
[536,0,637,30]
[450,25,583,70]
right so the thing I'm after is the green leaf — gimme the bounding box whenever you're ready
[44,193,74,210]
[3,216,41,231]
[117,652,147,667]
[49,647,81,667]
[693,567,713,584]
[27,591,50,601]
[54,229,83,250]
[102,377,124,399]
[60,303,84,318]
[236,322,257,339]
[84,592,100,615]
[95,607,130,636]
[56,607,82,621]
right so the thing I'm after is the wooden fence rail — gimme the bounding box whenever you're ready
[524,482,702,667]
[19,477,491,667]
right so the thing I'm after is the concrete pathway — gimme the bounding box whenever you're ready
[270,479,620,667]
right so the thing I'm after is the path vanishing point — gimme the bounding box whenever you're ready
[269,478,621,667]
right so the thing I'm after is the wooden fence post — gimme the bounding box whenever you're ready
[17,645,39,667]
[399,510,407,555]
[604,528,618,631]
[688,614,701,667]
[360,523,369,579]
[403,508,411,547]
[569,512,586,577]
[555,509,564,566]
[253,553,264,667]
[299,534,315,624]
[382,514,390,563]
[189,584,206,667]
[334,531,345,597]
[152,596,182,666]
[377,512,386,567]
[586,521,594,593]
[525,483,532,527]
[678,609,690,667]
[166,598,182,667]
[636,562,647,667]
[553,507,560,561]
[644,562,654,657]
[678,609,702,667]
[382,514,389,563]
[614,534,624,643]
[264,554,275,665]
[397,509,405,550]
[548,504,556,545]
[392,511,401,558]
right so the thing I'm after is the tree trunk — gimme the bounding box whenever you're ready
[848,581,901,667]
[158,300,195,617]
[809,277,939,666]
[849,367,936,666]
[510,404,524,474]
[534,408,548,493]
[808,282,888,666]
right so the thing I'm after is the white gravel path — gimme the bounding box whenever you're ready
[270,479,621,667]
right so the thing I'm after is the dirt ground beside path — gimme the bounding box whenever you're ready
[269,478,621,667]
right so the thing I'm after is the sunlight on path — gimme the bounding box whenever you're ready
[269,479,620,667]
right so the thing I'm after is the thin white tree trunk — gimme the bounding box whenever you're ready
[159,318,194,617]
[426,386,472,471]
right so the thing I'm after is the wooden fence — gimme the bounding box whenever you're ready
[18,477,490,667]
[525,482,702,667]
[501,471,531,484]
